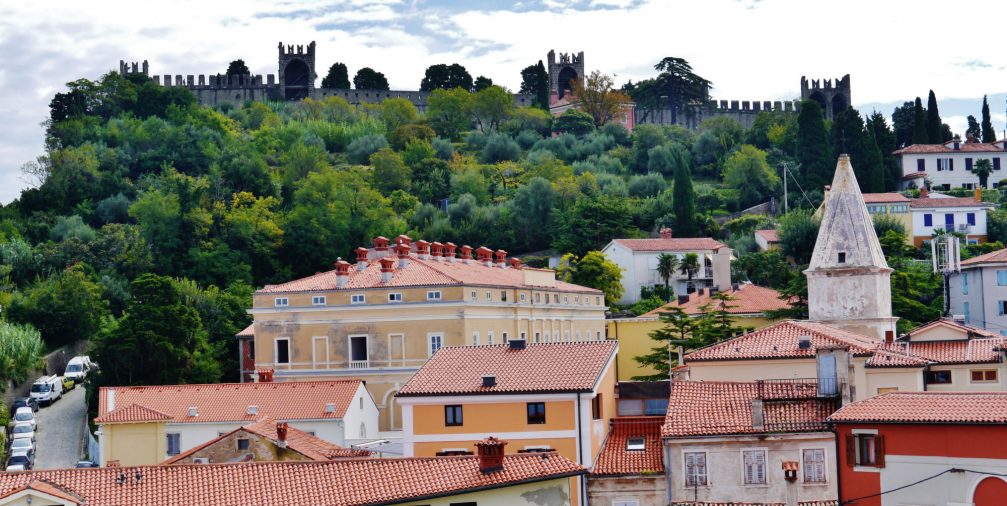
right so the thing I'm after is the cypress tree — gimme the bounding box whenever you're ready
[981,95,997,143]
[912,97,928,144]
[672,160,698,237]
[861,128,886,193]
[926,90,942,143]
[832,108,884,193]
[866,111,899,191]
[535,60,550,110]
[796,100,834,191]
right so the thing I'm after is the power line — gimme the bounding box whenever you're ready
[842,468,1007,504]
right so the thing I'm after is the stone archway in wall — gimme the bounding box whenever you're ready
[832,94,848,118]
[557,66,579,100]
[808,91,827,112]
[973,476,1007,506]
[284,59,310,100]
[381,389,402,431]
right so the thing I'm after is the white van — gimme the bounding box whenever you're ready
[30,375,62,406]
[64,356,88,382]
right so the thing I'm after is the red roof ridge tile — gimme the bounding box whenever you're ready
[830,391,1007,424]
[94,403,173,424]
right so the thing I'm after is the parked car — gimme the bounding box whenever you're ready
[11,397,38,413]
[75,460,98,468]
[4,464,26,472]
[64,356,90,382]
[12,407,36,431]
[61,376,75,392]
[6,453,31,471]
[11,423,35,443]
[9,438,35,457]
[30,375,62,406]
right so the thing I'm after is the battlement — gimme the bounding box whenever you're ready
[151,73,277,89]
[801,74,851,92]
[704,99,800,113]
[119,60,149,76]
[279,41,315,57]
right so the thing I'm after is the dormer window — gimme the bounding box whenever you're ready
[837,252,846,263]
[626,437,646,451]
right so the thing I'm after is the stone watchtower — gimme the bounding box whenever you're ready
[547,50,585,104]
[278,42,316,101]
[801,74,850,121]
[805,155,897,341]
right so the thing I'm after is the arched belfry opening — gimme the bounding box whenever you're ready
[557,67,579,100]
[800,74,851,121]
[808,91,827,113]
[283,59,310,100]
[547,50,585,105]
[831,94,848,117]
[278,41,316,102]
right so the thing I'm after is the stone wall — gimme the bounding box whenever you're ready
[168,428,311,464]
[2,340,88,407]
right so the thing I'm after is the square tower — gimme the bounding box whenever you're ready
[547,50,584,104]
[278,42,316,101]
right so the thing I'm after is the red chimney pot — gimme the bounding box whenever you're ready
[415,240,430,256]
[509,257,522,269]
[659,228,673,239]
[354,247,369,263]
[431,242,444,257]
[276,422,288,443]
[475,437,508,474]
[334,260,351,275]
[373,236,389,251]
[494,249,507,264]
[256,368,274,382]
[460,245,473,260]
[395,234,412,246]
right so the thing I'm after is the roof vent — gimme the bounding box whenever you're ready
[508,339,527,350]
[192,457,210,464]
[325,403,336,413]
[798,335,812,350]
[188,406,199,417]
[482,375,497,388]
[247,405,258,416]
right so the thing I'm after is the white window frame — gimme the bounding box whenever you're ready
[487,331,494,345]
[274,337,290,365]
[471,290,478,301]
[801,447,828,484]
[274,297,289,307]
[426,290,442,301]
[486,290,492,301]
[502,331,509,342]
[741,448,768,486]
[347,334,369,365]
[428,333,444,357]
[683,451,708,488]
[311,295,326,305]
[388,292,403,303]
[166,433,181,456]
[472,331,480,346]
[350,294,366,304]
[519,292,527,302]
[312,336,329,367]
[576,331,582,341]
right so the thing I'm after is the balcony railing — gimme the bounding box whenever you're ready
[348,360,370,369]
[756,377,839,399]
[763,399,836,432]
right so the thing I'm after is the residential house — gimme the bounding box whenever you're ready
[909,189,993,246]
[609,283,793,381]
[396,339,619,506]
[662,380,839,506]
[861,193,912,244]
[95,378,378,466]
[588,417,666,506]
[161,417,372,464]
[949,247,1007,333]
[0,439,585,506]
[831,392,1007,506]
[894,138,1007,190]
[754,229,780,251]
[246,236,607,431]
[601,229,733,305]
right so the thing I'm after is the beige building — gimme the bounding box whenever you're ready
[244,236,607,431]
[862,192,912,244]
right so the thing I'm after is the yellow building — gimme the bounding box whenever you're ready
[397,339,619,506]
[244,236,607,432]
[608,283,792,381]
[862,192,912,244]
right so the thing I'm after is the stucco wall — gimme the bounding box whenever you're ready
[101,422,166,467]
[587,475,667,506]
[949,266,1007,332]
[898,151,1007,189]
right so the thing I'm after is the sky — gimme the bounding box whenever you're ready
[1,0,1006,204]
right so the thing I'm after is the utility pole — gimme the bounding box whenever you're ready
[781,162,789,213]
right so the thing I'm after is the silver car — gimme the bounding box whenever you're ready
[9,438,35,457]
[12,407,36,431]
[11,423,35,443]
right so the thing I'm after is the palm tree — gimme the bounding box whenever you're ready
[679,252,700,292]
[974,158,993,189]
[656,253,679,301]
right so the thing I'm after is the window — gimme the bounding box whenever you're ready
[965,212,975,225]
[349,336,368,364]
[998,270,1007,286]
[596,296,602,305]
[963,273,969,294]
[501,332,508,342]
[501,291,508,302]
[275,338,290,364]
[487,331,494,345]
[964,302,970,324]
[564,296,569,304]
[937,158,953,171]
[645,398,669,416]
[427,290,442,301]
[312,295,326,305]
[359,422,366,438]
[684,452,708,487]
[520,331,527,341]
[995,157,1002,170]
[274,297,289,307]
[618,399,644,416]
[535,293,541,303]
[626,437,645,451]
[575,295,580,303]
[388,293,403,303]
[445,405,463,426]
[576,331,582,341]
[924,213,933,227]
[166,433,181,456]
[597,331,603,340]
[945,213,954,227]
[428,334,443,356]
[350,294,365,304]
[743,449,767,485]
[527,402,546,424]
[470,290,477,301]
[1000,301,1007,316]
[925,370,952,384]
[966,157,974,171]
[543,331,550,342]
[592,394,602,420]
[803,448,827,483]
[553,294,559,303]
[534,332,541,343]
[519,293,526,302]
[847,433,884,467]
[237,438,250,451]
[876,387,899,395]
[971,369,998,383]
[486,291,492,301]
[837,252,846,263]
[472,332,480,346]
[614,501,640,506]
[916,158,925,171]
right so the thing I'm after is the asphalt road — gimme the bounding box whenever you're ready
[32,385,86,469]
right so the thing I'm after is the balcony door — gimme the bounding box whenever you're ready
[349,335,369,369]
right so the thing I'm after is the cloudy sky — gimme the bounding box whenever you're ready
[1,0,1006,204]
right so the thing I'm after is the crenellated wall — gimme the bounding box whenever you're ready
[635,99,802,129]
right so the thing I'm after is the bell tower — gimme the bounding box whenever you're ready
[278,41,316,101]
[547,50,584,104]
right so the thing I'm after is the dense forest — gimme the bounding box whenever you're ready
[0,59,1003,392]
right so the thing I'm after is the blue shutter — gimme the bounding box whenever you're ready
[949,159,954,171]
[995,158,1002,170]
[917,159,925,171]
[924,214,933,227]
[968,213,976,225]
[945,214,955,226]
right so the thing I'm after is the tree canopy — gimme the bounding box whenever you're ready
[420,63,473,92]
[321,62,351,89]
[353,67,389,90]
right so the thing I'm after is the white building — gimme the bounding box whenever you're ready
[948,248,1007,335]
[909,190,994,246]
[601,229,732,305]
[894,138,1007,190]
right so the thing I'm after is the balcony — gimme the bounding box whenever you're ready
[348,360,370,369]
[756,377,839,400]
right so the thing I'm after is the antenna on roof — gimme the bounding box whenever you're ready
[931,233,961,317]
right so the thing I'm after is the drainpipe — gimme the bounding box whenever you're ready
[829,421,844,505]
[576,392,585,506]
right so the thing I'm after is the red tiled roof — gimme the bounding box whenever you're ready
[610,238,727,252]
[663,381,832,437]
[97,380,363,424]
[684,321,879,362]
[894,142,1006,155]
[161,418,371,464]
[909,196,990,208]
[0,455,585,506]
[901,173,927,180]
[94,404,173,424]
[862,193,910,203]
[829,392,1007,424]
[398,341,617,396]
[908,319,1000,339]
[641,284,792,318]
[962,247,1007,266]
[868,338,1006,367]
[257,254,599,294]
[754,229,779,242]
[236,323,254,337]
[591,417,664,476]
[0,480,84,504]
[672,503,837,506]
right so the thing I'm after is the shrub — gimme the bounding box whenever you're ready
[431,138,454,160]
[480,134,521,163]
[347,134,389,164]
[389,124,436,150]
[515,130,541,150]
[627,173,668,198]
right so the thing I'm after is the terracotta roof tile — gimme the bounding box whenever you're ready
[868,337,1006,367]
[962,247,1007,266]
[398,341,617,396]
[94,404,173,424]
[663,381,833,437]
[909,196,991,208]
[591,417,664,476]
[672,503,837,506]
[894,142,1006,155]
[97,380,363,424]
[0,454,585,506]
[641,284,792,318]
[754,229,779,242]
[908,319,1000,339]
[829,392,1007,424]
[684,321,879,362]
[611,238,727,252]
[0,480,84,504]
[861,192,910,203]
[236,323,254,337]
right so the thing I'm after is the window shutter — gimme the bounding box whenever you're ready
[846,435,856,466]
[756,452,766,484]
[875,435,885,467]
[950,158,954,171]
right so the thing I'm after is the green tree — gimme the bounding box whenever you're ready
[426,87,474,140]
[553,195,632,256]
[508,177,556,251]
[866,111,900,191]
[473,76,493,91]
[370,148,412,194]
[572,71,632,127]
[891,101,916,148]
[535,60,550,110]
[656,253,679,301]
[552,109,595,136]
[556,251,623,305]
[321,63,351,89]
[225,59,250,76]
[678,252,700,285]
[472,86,514,133]
[8,264,110,348]
[974,158,993,189]
[912,97,928,144]
[832,108,884,193]
[646,57,711,125]
[353,67,389,90]
[378,98,419,132]
[966,115,982,141]
[778,209,820,265]
[632,306,693,380]
[672,161,698,237]
[982,95,997,143]
[420,63,473,92]
[926,90,943,143]
[796,99,834,191]
[0,322,45,390]
[733,251,792,289]
[722,144,780,208]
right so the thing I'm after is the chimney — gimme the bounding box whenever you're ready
[431,241,444,260]
[975,188,983,202]
[354,247,369,271]
[494,249,507,267]
[107,389,116,411]
[415,240,430,259]
[188,406,199,417]
[482,375,497,388]
[475,437,508,474]
[395,234,412,247]
[798,335,812,350]
[732,282,740,291]
[373,236,389,255]
[677,294,690,305]
[476,246,493,266]
[509,257,522,270]
[750,399,765,431]
[967,132,976,144]
[659,227,672,239]
[334,260,351,287]
[444,242,457,262]
[460,245,473,264]
[395,243,410,268]
[380,257,395,283]
[508,339,527,350]
[920,187,929,198]
[953,136,961,150]
[257,368,274,382]
[276,422,288,447]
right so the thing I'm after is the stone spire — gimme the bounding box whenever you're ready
[805,155,897,341]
